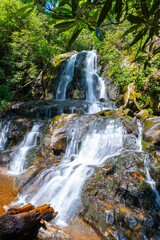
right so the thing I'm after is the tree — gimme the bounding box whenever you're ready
[23,0,160,61]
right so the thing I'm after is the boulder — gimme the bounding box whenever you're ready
[106,76,121,102]
[136,109,149,121]
[143,117,160,148]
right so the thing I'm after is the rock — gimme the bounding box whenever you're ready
[136,109,149,121]
[80,153,160,239]
[50,114,77,155]
[143,117,160,148]
[66,51,88,99]
[106,76,121,101]
[15,166,40,191]
[99,98,108,102]
[123,108,134,117]
[37,221,70,240]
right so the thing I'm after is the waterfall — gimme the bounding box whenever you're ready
[55,50,109,114]
[0,120,10,152]
[85,50,107,102]
[9,124,41,174]
[18,118,123,226]
[56,54,77,101]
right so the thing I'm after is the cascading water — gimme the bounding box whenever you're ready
[17,117,124,226]
[0,120,11,152]
[55,50,111,114]
[136,119,143,152]
[9,124,41,174]
[144,155,160,207]
[137,119,160,207]
[56,54,77,101]
[85,50,108,113]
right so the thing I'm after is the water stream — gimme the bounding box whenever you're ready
[9,124,41,174]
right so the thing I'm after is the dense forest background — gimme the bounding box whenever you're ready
[0,0,159,114]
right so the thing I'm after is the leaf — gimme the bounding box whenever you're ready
[121,25,139,38]
[144,60,151,70]
[115,0,122,22]
[57,23,76,34]
[54,21,76,29]
[21,8,33,19]
[67,27,82,48]
[141,1,149,19]
[141,36,150,51]
[88,25,95,31]
[153,46,160,55]
[127,14,145,24]
[97,0,113,27]
[95,27,104,41]
[59,0,69,7]
[52,13,73,20]
[53,7,71,13]
[149,1,160,16]
[130,28,147,47]
[154,9,160,22]
[133,56,145,63]
[149,42,155,52]
[16,4,33,17]
[72,0,78,17]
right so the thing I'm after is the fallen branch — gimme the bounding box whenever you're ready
[0,203,58,240]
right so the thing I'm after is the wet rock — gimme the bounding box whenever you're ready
[50,114,77,154]
[66,51,88,100]
[80,151,160,239]
[37,221,70,240]
[121,115,139,136]
[107,76,121,102]
[15,166,40,191]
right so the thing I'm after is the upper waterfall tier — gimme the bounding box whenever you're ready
[55,50,108,113]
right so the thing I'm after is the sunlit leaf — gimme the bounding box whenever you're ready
[16,4,33,17]
[21,8,34,19]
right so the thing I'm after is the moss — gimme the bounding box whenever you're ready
[96,110,117,117]
[142,139,150,150]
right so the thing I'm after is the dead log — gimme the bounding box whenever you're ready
[0,203,58,240]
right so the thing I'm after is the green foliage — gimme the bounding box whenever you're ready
[0,0,68,109]
[28,0,160,66]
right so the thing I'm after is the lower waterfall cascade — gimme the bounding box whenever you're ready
[0,50,160,239]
